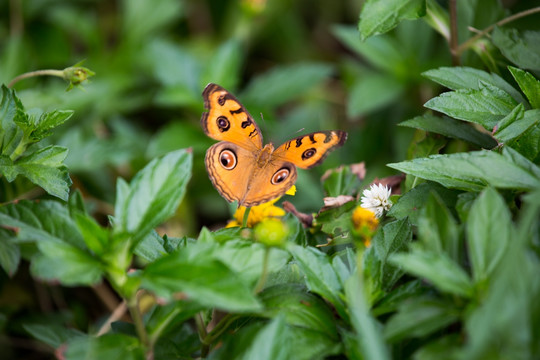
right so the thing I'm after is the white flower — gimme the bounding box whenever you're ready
[360,183,392,218]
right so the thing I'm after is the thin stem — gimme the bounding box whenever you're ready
[449,0,460,65]
[242,206,251,228]
[97,301,128,336]
[127,295,149,348]
[201,314,240,346]
[8,69,64,88]
[148,307,181,347]
[196,313,209,358]
[254,247,271,294]
[457,6,540,55]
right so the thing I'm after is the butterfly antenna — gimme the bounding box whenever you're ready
[295,128,305,134]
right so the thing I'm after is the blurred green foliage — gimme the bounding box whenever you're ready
[1,0,540,359]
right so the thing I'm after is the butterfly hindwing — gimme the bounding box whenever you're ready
[273,130,347,169]
[205,141,298,207]
[201,83,263,151]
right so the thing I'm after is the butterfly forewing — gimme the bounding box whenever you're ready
[201,83,263,151]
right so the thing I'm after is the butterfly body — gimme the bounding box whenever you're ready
[202,83,347,207]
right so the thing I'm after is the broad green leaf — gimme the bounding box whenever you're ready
[467,187,512,284]
[507,126,540,161]
[348,73,405,116]
[372,280,424,316]
[387,182,458,226]
[146,121,211,158]
[24,323,84,348]
[123,0,183,44]
[287,244,346,319]
[259,284,338,339]
[418,192,460,261]
[332,248,357,287]
[241,63,333,108]
[345,274,390,360]
[364,218,412,293]
[358,0,426,40]
[399,114,497,148]
[0,84,25,156]
[318,200,356,237]
[508,66,540,108]
[201,39,243,92]
[388,149,540,192]
[414,334,462,360]
[147,40,200,107]
[495,108,540,143]
[74,212,109,256]
[492,27,540,71]
[0,228,20,276]
[332,25,405,75]
[424,82,517,130]
[422,66,526,104]
[239,315,293,360]
[31,240,104,285]
[0,200,85,247]
[141,247,261,312]
[114,149,192,244]
[383,298,460,342]
[65,333,144,360]
[390,249,474,297]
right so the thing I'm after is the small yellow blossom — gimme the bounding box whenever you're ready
[351,205,379,247]
[226,186,296,228]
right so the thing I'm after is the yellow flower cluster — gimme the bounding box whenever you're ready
[351,205,379,247]
[226,186,296,228]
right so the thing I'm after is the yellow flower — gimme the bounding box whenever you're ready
[351,205,379,247]
[226,186,296,228]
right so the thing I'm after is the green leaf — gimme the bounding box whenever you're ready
[388,149,540,192]
[75,212,109,256]
[241,63,333,108]
[508,66,540,108]
[322,163,363,197]
[492,27,540,71]
[259,284,338,339]
[15,110,73,142]
[466,187,512,284]
[399,114,497,148]
[317,200,356,237]
[417,192,460,262]
[114,149,192,244]
[31,240,104,285]
[239,315,294,360]
[201,39,243,92]
[123,0,183,44]
[422,66,526,104]
[388,182,458,226]
[141,246,261,312]
[390,248,474,297]
[364,218,412,293]
[495,107,540,143]
[287,244,347,319]
[358,0,426,40]
[348,73,405,116]
[424,82,518,130]
[345,273,390,360]
[24,323,84,348]
[383,297,460,342]
[332,25,405,75]
[1,145,71,200]
[65,333,145,360]
[0,228,20,276]
[0,84,25,156]
[0,200,85,247]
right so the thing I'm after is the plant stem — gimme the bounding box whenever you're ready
[148,307,180,347]
[242,206,251,227]
[196,313,209,358]
[448,0,460,65]
[457,6,540,55]
[201,314,240,346]
[127,294,150,348]
[254,247,271,293]
[8,69,64,88]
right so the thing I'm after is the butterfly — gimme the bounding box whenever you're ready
[201,83,347,207]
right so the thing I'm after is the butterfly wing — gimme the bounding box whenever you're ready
[205,142,297,207]
[201,83,263,151]
[273,130,347,169]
